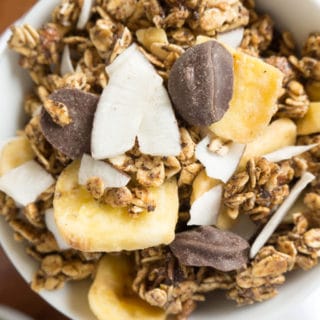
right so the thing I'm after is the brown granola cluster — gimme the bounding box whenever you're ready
[223,157,306,223]
[132,246,235,319]
[2,0,320,319]
[132,211,320,315]
[0,183,100,291]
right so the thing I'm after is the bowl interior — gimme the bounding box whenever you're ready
[0,1,320,320]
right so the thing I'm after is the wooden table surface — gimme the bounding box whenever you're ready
[0,1,69,319]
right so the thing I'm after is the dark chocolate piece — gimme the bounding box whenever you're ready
[169,226,249,272]
[168,41,234,126]
[40,88,99,159]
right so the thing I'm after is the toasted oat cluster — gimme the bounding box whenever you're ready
[1,0,320,319]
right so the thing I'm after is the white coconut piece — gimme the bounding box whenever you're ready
[188,184,223,226]
[76,0,94,29]
[137,84,181,156]
[0,160,55,206]
[106,44,159,80]
[45,208,70,251]
[263,143,318,162]
[91,44,179,159]
[216,28,244,49]
[195,136,246,183]
[79,154,130,188]
[91,77,151,159]
[60,45,74,76]
[250,171,315,258]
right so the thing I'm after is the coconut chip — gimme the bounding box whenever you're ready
[45,208,70,251]
[188,184,223,226]
[0,160,55,206]
[250,171,315,258]
[60,45,74,75]
[195,136,245,183]
[77,0,94,29]
[79,154,130,188]
[263,143,318,162]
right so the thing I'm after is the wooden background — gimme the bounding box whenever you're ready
[0,1,69,319]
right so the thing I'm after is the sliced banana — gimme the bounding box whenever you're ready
[89,254,165,320]
[54,161,179,252]
[0,136,35,176]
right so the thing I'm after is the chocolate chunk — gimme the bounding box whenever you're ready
[40,88,99,159]
[169,226,249,272]
[168,41,234,126]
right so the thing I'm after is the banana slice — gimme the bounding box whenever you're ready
[54,161,179,252]
[0,136,35,176]
[88,254,165,320]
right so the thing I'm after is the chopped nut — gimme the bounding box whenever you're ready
[102,186,133,207]
[136,156,165,187]
[86,176,105,200]
[129,187,156,214]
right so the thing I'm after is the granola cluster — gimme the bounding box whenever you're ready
[0,184,99,291]
[223,157,299,223]
[132,211,320,315]
[1,0,320,319]
[132,246,235,319]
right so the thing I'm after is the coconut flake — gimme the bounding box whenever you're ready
[137,84,181,156]
[263,143,318,163]
[60,45,74,75]
[77,0,94,29]
[250,171,315,258]
[0,160,55,206]
[188,184,223,226]
[79,154,130,188]
[45,208,70,250]
[216,28,244,49]
[195,136,245,183]
[91,44,180,159]
[91,48,159,159]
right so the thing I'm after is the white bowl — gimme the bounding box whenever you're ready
[0,1,320,319]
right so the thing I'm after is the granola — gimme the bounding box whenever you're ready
[1,0,320,319]
[224,157,296,223]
